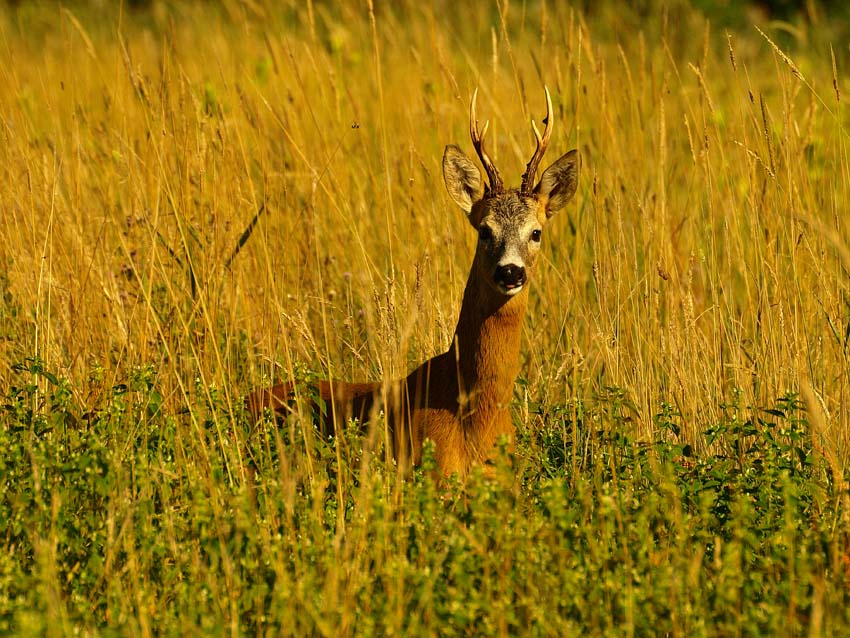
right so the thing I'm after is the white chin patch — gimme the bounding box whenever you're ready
[500,284,524,296]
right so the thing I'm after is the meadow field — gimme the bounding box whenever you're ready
[1,0,849,635]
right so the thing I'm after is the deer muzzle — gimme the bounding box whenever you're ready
[494,264,527,295]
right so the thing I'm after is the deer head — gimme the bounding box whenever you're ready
[443,87,579,298]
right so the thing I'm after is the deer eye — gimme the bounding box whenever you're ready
[478,226,493,242]
[531,229,542,242]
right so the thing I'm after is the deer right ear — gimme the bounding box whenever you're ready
[443,145,482,215]
[534,149,579,218]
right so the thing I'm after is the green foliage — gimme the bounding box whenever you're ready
[532,387,850,636]
[1,364,848,636]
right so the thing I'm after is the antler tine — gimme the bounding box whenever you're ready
[470,88,504,196]
[520,86,554,195]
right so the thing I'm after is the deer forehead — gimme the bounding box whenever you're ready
[479,194,545,234]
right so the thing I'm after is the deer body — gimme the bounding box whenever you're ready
[247,88,578,477]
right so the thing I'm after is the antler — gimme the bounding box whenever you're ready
[520,86,554,195]
[470,88,504,196]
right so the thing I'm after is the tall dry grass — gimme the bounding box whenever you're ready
[1,1,848,456]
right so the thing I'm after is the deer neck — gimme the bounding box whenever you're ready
[450,268,528,412]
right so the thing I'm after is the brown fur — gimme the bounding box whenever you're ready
[245,276,527,476]
[246,92,579,477]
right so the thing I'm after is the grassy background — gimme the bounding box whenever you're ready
[1,0,849,635]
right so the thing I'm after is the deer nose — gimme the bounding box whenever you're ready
[495,264,526,290]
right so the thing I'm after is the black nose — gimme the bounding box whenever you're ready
[495,264,526,289]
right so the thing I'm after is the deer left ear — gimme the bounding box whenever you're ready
[534,150,579,218]
[443,145,482,215]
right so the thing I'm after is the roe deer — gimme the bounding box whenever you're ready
[247,87,579,477]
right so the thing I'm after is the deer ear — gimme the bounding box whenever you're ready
[443,145,482,214]
[534,149,579,218]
